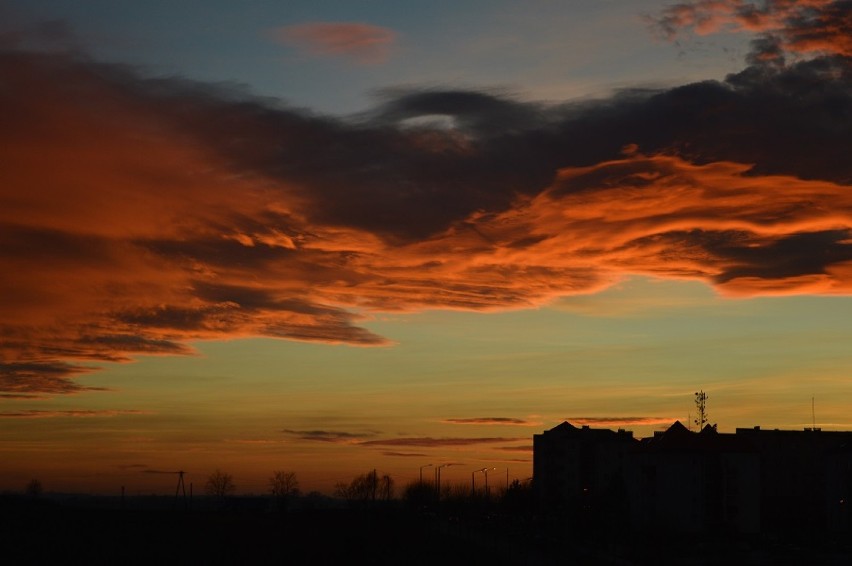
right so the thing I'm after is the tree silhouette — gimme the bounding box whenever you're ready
[205,469,235,498]
[334,469,393,504]
[269,470,299,509]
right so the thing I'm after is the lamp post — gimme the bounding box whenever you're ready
[419,463,433,484]
[483,467,496,499]
[472,468,487,496]
[435,464,452,500]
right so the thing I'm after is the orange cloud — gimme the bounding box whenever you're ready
[270,22,396,65]
[652,0,852,57]
[1,42,850,395]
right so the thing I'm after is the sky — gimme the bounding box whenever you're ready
[1,0,851,496]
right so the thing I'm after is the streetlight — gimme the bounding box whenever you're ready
[435,464,453,500]
[472,468,487,496]
[483,467,497,499]
[419,463,433,484]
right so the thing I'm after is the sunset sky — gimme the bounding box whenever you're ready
[2,0,851,496]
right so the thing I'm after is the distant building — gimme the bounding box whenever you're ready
[533,421,852,534]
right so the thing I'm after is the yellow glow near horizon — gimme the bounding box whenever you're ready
[4,278,852,495]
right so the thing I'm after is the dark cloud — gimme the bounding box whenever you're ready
[713,230,852,283]
[1,9,851,394]
[498,445,534,453]
[0,409,150,418]
[442,417,536,426]
[381,451,429,458]
[0,362,101,395]
[359,437,522,447]
[282,429,370,443]
[568,417,677,427]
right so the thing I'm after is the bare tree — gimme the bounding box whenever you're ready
[269,470,299,509]
[334,469,391,504]
[205,469,236,498]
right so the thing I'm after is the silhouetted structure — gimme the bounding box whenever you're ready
[534,421,852,535]
[629,421,759,534]
[736,425,852,534]
[694,390,709,430]
[533,421,635,526]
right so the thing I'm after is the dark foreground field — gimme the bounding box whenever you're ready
[1,496,534,566]
[3,495,851,565]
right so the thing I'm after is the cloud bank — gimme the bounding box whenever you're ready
[652,0,851,58]
[281,429,371,443]
[567,417,678,427]
[359,437,523,448]
[442,417,540,426]
[1,3,850,394]
[0,409,151,419]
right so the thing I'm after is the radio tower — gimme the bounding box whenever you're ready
[694,390,708,430]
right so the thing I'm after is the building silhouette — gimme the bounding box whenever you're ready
[533,421,635,528]
[629,421,759,534]
[534,421,852,534]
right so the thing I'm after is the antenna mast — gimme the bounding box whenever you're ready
[694,390,708,430]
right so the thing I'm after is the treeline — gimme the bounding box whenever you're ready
[12,469,536,517]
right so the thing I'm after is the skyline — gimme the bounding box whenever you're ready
[1,0,851,495]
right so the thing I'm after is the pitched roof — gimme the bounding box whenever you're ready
[641,421,754,453]
[549,421,578,433]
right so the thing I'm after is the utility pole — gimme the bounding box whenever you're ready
[473,468,486,496]
[174,470,187,509]
[483,467,496,499]
[435,464,452,500]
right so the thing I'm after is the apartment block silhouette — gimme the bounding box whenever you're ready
[533,421,852,534]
